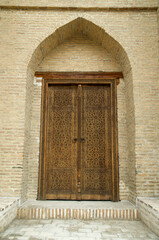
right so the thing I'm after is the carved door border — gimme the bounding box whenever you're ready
[36,72,123,201]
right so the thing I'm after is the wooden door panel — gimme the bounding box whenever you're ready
[38,74,119,201]
[81,85,112,199]
[45,85,78,199]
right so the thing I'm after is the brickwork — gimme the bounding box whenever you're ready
[137,198,159,236]
[0,2,159,204]
[17,200,138,220]
[17,207,138,221]
[38,35,121,72]
[0,0,157,8]
[0,198,19,233]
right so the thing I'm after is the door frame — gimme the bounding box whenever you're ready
[36,72,123,201]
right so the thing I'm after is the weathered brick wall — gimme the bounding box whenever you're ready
[0,2,158,203]
[38,35,121,72]
[0,0,157,8]
[0,198,19,233]
[137,198,159,236]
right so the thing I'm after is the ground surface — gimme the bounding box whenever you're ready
[0,219,159,240]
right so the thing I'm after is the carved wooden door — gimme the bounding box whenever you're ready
[38,74,119,201]
[80,85,112,200]
[45,85,78,200]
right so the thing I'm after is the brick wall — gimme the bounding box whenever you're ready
[38,35,121,72]
[137,198,159,236]
[0,3,158,203]
[0,198,19,233]
[0,0,157,8]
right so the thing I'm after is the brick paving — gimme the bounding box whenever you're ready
[17,200,138,220]
[0,219,159,240]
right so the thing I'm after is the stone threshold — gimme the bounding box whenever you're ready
[1,198,159,236]
[17,200,138,220]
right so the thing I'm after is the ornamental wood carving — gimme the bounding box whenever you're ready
[37,72,120,201]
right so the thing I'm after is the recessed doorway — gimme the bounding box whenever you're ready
[37,72,121,201]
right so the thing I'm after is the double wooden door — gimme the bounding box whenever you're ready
[38,74,119,201]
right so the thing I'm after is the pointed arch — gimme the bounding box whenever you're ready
[24,17,136,203]
[27,17,132,75]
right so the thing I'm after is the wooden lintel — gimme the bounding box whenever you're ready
[35,72,123,82]
[0,6,157,12]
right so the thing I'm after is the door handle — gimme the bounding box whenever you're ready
[73,138,77,143]
[81,138,85,143]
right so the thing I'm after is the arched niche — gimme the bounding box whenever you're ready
[24,17,136,203]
